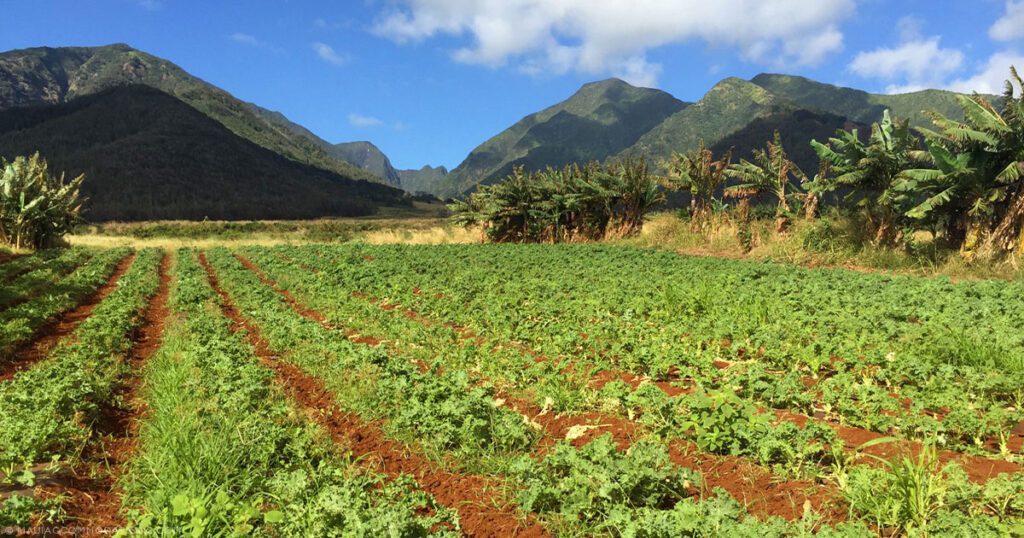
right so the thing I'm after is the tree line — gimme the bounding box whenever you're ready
[452,68,1024,261]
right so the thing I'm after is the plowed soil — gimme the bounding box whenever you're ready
[0,253,136,381]
[57,254,172,536]
[352,277,1022,486]
[201,253,547,538]
[240,254,847,524]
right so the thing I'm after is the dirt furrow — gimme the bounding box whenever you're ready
[0,253,137,382]
[56,254,172,536]
[343,275,1024,485]
[238,254,846,524]
[202,254,547,538]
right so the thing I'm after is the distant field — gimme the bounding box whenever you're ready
[66,202,473,249]
[1,243,1021,535]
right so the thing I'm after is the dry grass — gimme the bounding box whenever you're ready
[360,225,482,245]
[628,212,1023,281]
[67,234,314,250]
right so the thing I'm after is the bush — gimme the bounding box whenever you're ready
[0,153,83,249]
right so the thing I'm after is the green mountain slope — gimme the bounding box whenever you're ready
[711,109,862,175]
[442,74,993,197]
[398,165,449,195]
[439,78,688,198]
[623,78,789,167]
[327,141,402,186]
[246,103,403,185]
[0,85,407,221]
[0,44,381,183]
[749,73,991,127]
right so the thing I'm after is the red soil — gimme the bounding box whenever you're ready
[370,282,1023,485]
[202,254,547,538]
[57,254,173,536]
[0,254,96,311]
[0,253,136,381]
[240,254,846,523]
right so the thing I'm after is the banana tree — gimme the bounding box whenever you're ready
[811,110,921,247]
[605,156,665,238]
[725,131,806,216]
[664,141,732,232]
[901,67,1024,259]
[0,153,84,250]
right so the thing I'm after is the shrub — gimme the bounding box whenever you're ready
[0,153,83,250]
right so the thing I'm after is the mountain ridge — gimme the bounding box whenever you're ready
[0,85,407,220]
[437,78,689,198]
[0,43,385,183]
[416,73,995,198]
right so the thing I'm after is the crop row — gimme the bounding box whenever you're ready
[4,243,1022,536]
[209,249,1024,536]
[0,249,64,282]
[0,247,132,360]
[0,248,161,526]
[234,244,1024,532]
[0,247,94,309]
[269,245,1018,467]
[284,244,1024,459]
[110,250,458,535]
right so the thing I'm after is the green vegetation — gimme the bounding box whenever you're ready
[327,141,402,186]
[3,242,1020,535]
[0,44,380,184]
[0,153,83,249]
[291,243,1024,453]
[0,247,92,308]
[118,250,456,536]
[0,249,158,468]
[424,72,1002,199]
[236,243,1024,535]
[628,78,783,169]
[0,86,408,221]
[441,79,688,198]
[450,157,661,242]
[0,247,129,357]
[398,165,450,196]
[750,73,987,128]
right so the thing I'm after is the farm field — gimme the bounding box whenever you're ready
[0,244,1022,537]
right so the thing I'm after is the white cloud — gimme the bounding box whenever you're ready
[849,15,1024,96]
[991,1,1024,41]
[947,51,1024,94]
[137,0,162,11]
[349,113,384,128]
[849,37,964,88]
[229,33,259,46]
[371,0,855,87]
[312,42,349,66]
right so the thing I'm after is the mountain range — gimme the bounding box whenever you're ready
[429,75,987,199]
[0,43,995,218]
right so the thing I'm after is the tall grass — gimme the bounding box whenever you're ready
[629,211,1024,281]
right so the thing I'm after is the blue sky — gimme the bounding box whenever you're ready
[4,1,1023,170]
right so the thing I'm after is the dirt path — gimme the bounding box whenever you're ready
[237,253,847,524]
[0,253,136,381]
[57,254,172,536]
[201,254,547,538]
